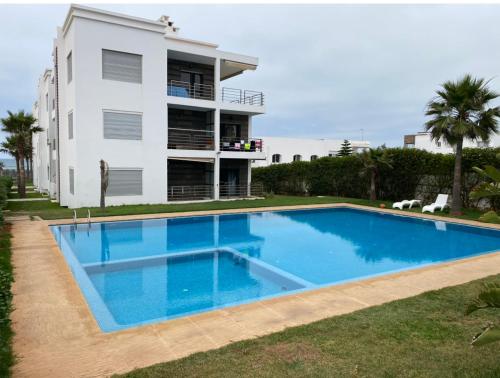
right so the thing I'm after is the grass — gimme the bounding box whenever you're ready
[7,191,45,199]
[5,195,495,224]
[0,224,13,377]
[119,275,500,378]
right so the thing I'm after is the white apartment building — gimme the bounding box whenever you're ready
[252,137,370,167]
[32,5,266,209]
[403,132,500,153]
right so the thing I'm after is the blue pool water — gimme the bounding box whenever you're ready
[51,207,500,332]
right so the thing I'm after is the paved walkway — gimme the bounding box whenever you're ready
[11,204,500,377]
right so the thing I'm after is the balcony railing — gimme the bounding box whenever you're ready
[221,88,264,106]
[168,185,214,201]
[220,137,263,152]
[168,128,214,150]
[220,183,264,199]
[167,80,214,101]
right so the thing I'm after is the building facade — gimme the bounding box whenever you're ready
[403,132,500,153]
[252,137,370,167]
[32,5,266,209]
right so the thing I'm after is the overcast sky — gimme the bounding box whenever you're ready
[1,4,500,156]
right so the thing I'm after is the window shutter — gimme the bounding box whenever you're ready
[68,112,73,139]
[106,169,142,196]
[102,50,142,84]
[103,111,142,140]
[69,168,74,194]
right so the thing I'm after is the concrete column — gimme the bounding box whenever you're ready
[214,57,220,102]
[247,115,253,196]
[214,153,220,200]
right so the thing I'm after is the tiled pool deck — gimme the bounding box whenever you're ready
[11,204,500,377]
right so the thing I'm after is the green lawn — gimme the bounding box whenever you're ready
[7,191,46,199]
[119,275,500,378]
[5,195,493,224]
[0,225,13,377]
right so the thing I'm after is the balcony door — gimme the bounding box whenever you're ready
[180,70,203,85]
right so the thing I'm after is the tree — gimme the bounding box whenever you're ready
[425,75,500,215]
[358,147,392,201]
[338,140,353,156]
[0,135,20,188]
[0,110,42,198]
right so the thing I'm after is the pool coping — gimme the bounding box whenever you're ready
[11,203,500,377]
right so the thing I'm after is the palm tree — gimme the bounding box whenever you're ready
[1,135,20,188]
[358,147,392,201]
[1,110,42,197]
[425,75,500,215]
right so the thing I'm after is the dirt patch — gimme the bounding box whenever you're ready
[262,342,323,364]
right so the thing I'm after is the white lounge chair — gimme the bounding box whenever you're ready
[422,194,449,213]
[392,199,421,210]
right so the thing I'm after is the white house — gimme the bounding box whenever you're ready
[32,5,266,209]
[403,132,500,153]
[252,137,370,167]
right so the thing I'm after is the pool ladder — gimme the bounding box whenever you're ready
[72,210,92,227]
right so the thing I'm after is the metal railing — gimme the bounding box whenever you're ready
[167,80,214,101]
[221,88,264,106]
[220,183,264,199]
[168,185,214,201]
[168,128,215,150]
[220,137,263,152]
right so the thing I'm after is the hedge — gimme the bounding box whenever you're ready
[252,147,500,207]
[0,176,13,376]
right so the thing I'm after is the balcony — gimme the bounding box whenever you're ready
[220,137,263,152]
[220,183,264,199]
[167,80,214,101]
[168,185,214,201]
[222,88,264,106]
[168,128,214,150]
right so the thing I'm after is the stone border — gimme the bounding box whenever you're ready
[11,204,500,377]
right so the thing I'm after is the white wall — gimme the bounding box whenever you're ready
[410,132,500,154]
[253,137,370,167]
[57,17,168,208]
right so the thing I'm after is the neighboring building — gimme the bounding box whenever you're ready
[32,69,56,195]
[403,132,500,153]
[253,137,370,167]
[32,5,266,208]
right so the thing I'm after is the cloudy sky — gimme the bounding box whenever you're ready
[1,3,500,156]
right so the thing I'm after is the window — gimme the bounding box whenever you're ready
[293,154,302,162]
[271,154,281,163]
[45,93,49,111]
[102,49,142,83]
[310,155,318,161]
[103,111,142,140]
[477,141,489,148]
[67,51,72,83]
[52,139,56,150]
[106,169,142,196]
[69,168,74,195]
[68,111,73,139]
[437,141,442,148]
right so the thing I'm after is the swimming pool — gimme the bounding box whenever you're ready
[51,207,500,332]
